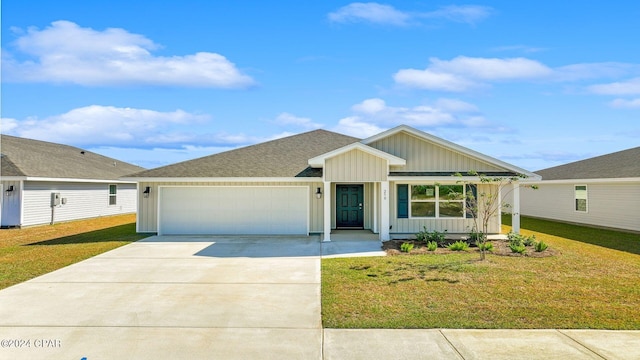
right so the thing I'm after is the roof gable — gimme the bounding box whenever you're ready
[128,129,360,178]
[0,135,145,180]
[308,142,405,168]
[363,125,539,178]
[536,146,640,180]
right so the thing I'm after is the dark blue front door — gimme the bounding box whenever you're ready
[336,185,364,228]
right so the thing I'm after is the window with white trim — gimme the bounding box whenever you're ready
[574,185,587,212]
[410,184,465,218]
[109,184,117,205]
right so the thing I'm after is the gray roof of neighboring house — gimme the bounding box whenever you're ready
[536,146,640,180]
[1,135,145,180]
[129,129,360,178]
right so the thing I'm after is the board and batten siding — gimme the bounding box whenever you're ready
[369,131,503,173]
[1,180,22,227]
[324,149,388,182]
[517,181,640,232]
[137,181,325,233]
[21,181,137,226]
[389,182,499,235]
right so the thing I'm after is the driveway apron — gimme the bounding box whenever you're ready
[0,236,322,360]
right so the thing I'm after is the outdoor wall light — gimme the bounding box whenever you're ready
[315,187,322,199]
[5,185,14,196]
[143,186,151,198]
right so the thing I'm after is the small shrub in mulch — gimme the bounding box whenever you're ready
[382,239,556,257]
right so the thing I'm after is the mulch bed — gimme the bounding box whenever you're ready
[383,239,556,257]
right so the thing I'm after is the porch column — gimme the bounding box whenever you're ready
[380,181,390,241]
[511,183,521,234]
[323,181,331,242]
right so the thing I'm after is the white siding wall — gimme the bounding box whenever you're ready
[138,181,324,233]
[22,181,137,226]
[369,132,503,172]
[1,180,23,227]
[325,149,388,182]
[518,181,640,232]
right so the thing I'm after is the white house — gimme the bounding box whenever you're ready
[125,125,538,240]
[514,146,640,233]
[1,135,144,227]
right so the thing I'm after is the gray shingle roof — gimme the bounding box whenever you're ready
[128,129,360,178]
[536,146,640,180]
[1,135,145,180]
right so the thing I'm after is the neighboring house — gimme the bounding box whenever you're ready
[125,125,538,240]
[513,146,640,233]
[1,135,145,228]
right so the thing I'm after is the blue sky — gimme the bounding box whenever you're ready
[2,1,639,171]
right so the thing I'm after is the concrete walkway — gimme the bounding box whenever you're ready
[0,236,638,359]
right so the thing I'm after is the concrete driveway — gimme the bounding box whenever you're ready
[0,235,341,359]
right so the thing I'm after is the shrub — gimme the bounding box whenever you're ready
[535,240,548,252]
[508,231,536,247]
[400,242,414,253]
[509,243,526,254]
[447,240,469,251]
[416,227,447,244]
[476,241,493,252]
[468,230,486,242]
[426,241,438,251]
[523,234,537,247]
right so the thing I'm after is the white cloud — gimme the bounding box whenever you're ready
[328,3,410,26]
[274,112,323,129]
[430,56,552,80]
[588,77,640,95]
[351,98,387,113]
[328,3,491,26]
[394,56,552,91]
[419,5,492,25]
[332,117,386,138]
[393,68,476,92]
[3,105,215,147]
[609,98,640,108]
[333,97,506,138]
[1,117,19,132]
[3,20,255,88]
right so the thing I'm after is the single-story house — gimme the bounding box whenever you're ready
[1,135,145,228]
[125,125,538,241]
[512,146,640,233]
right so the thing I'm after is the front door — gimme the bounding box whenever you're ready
[336,185,364,228]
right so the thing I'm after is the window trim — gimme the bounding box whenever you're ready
[408,184,466,219]
[108,184,117,206]
[574,184,588,213]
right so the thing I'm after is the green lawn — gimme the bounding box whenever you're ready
[0,214,149,290]
[322,215,640,329]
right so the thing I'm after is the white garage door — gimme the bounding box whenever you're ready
[159,186,309,235]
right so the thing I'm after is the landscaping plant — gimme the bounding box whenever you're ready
[447,240,469,251]
[426,241,438,251]
[400,242,414,253]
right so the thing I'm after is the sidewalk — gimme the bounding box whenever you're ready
[323,329,640,360]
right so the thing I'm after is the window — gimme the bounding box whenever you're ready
[109,184,117,205]
[575,185,587,212]
[408,184,465,218]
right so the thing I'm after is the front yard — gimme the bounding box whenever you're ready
[0,214,148,290]
[322,215,640,329]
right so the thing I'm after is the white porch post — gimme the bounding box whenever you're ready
[511,183,521,234]
[380,181,390,241]
[323,181,331,242]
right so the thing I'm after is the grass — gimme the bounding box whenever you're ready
[322,215,640,329]
[0,214,148,290]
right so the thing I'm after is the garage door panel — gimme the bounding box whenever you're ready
[159,187,308,235]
